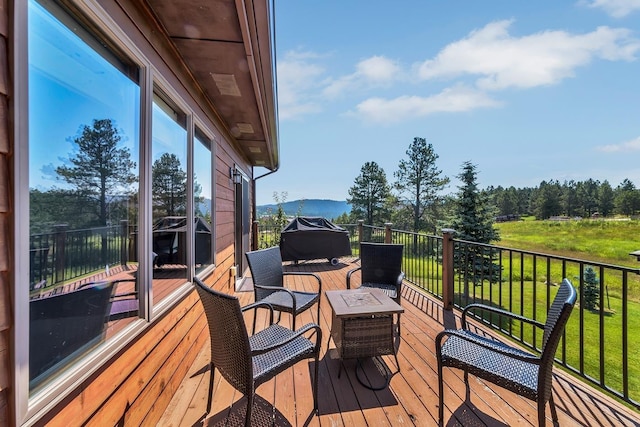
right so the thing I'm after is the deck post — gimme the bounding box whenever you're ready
[384,223,392,244]
[441,228,455,310]
[357,220,364,243]
[252,220,259,251]
[120,220,128,266]
[54,224,68,284]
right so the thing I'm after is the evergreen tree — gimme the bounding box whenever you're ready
[152,153,188,216]
[56,118,137,227]
[583,266,599,310]
[577,179,599,217]
[449,161,500,286]
[29,188,94,233]
[562,180,579,217]
[598,180,615,217]
[614,179,640,216]
[532,180,563,219]
[393,137,449,233]
[347,161,393,236]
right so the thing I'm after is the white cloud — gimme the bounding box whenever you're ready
[323,55,400,98]
[581,0,640,18]
[277,50,326,120]
[596,136,640,152]
[356,56,400,81]
[351,85,501,124]
[417,20,640,90]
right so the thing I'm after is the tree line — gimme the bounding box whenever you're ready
[30,118,204,234]
[333,137,640,236]
[335,137,497,240]
[488,178,640,220]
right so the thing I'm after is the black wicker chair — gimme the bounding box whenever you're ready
[436,278,577,427]
[193,278,321,427]
[29,281,115,383]
[245,246,322,332]
[347,242,404,304]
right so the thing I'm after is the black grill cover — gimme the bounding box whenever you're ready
[280,217,352,262]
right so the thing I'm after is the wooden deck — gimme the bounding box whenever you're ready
[159,257,640,427]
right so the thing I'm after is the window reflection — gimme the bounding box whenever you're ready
[28,0,140,392]
[151,94,188,301]
[194,130,213,272]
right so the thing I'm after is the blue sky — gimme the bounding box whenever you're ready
[255,0,640,205]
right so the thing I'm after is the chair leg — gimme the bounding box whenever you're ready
[538,399,547,427]
[206,362,214,414]
[464,369,470,400]
[245,394,254,427]
[437,361,444,426]
[313,355,320,413]
[548,392,559,426]
[393,352,400,374]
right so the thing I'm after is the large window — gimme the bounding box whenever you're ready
[28,0,140,393]
[24,0,217,404]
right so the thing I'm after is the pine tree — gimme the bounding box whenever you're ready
[56,118,137,227]
[347,161,393,238]
[450,161,500,287]
[56,118,137,264]
[583,266,600,311]
[152,153,188,216]
[393,137,449,233]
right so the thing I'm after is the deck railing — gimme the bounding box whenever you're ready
[29,223,128,292]
[253,219,640,409]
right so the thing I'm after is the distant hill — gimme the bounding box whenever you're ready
[257,199,350,220]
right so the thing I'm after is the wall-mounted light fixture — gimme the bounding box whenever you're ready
[230,166,243,184]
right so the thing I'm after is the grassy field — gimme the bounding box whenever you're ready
[496,218,640,268]
[492,218,640,406]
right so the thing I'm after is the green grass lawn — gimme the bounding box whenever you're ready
[483,219,640,406]
[497,219,640,268]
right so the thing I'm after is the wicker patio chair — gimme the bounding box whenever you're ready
[29,281,115,383]
[347,242,404,304]
[436,278,577,427]
[245,246,322,332]
[193,278,321,427]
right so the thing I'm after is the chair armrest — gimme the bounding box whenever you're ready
[283,271,323,293]
[395,272,405,285]
[346,266,361,289]
[251,323,322,355]
[462,303,545,330]
[241,301,274,325]
[435,329,541,364]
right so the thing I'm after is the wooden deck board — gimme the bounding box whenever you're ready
[158,257,640,427]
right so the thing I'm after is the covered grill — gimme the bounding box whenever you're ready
[280,217,352,264]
